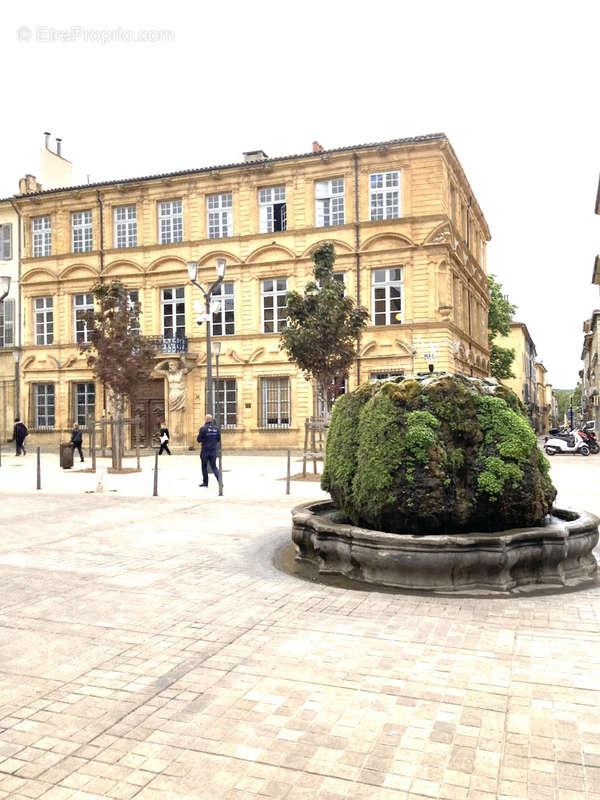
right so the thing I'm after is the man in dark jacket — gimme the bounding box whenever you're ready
[197,414,220,487]
[12,418,28,456]
[70,422,84,462]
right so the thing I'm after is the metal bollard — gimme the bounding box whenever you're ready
[36,447,41,490]
[153,450,158,496]
[286,450,291,495]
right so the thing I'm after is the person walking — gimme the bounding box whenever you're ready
[197,414,220,487]
[12,418,28,456]
[158,422,171,455]
[70,422,84,462]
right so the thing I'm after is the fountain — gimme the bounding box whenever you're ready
[292,375,599,592]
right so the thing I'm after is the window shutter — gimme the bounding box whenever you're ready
[4,299,14,346]
[1,224,11,260]
[259,204,268,234]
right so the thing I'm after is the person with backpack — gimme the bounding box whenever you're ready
[70,422,84,462]
[197,414,220,487]
[12,418,28,456]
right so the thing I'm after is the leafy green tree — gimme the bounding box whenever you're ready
[280,243,369,417]
[82,280,157,469]
[488,274,517,380]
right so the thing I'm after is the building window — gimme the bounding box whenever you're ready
[315,178,344,227]
[32,216,51,257]
[74,382,95,426]
[128,289,141,335]
[72,210,93,253]
[114,205,137,248]
[261,278,288,333]
[211,281,235,336]
[372,268,402,325]
[34,296,53,345]
[0,299,14,347]
[369,171,400,220]
[370,369,404,382]
[259,186,286,233]
[158,199,183,244]
[450,184,457,224]
[0,224,12,260]
[161,286,185,339]
[207,193,233,239]
[74,293,94,343]
[260,377,290,427]
[34,383,55,429]
[213,378,237,428]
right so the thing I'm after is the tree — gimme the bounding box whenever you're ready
[488,274,517,380]
[280,243,369,417]
[82,280,158,470]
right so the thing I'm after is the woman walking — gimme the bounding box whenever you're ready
[158,422,171,455]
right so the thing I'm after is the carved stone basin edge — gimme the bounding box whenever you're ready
[291,501,600,592]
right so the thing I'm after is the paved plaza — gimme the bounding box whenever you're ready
[0,450,599,799]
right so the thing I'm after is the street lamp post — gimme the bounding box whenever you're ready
[213,340,222,426]
[187,258,226,417]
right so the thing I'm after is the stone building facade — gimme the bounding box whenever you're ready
[11,134,491,449]
[501,321,551,432]
[0,199,20,442]
[581,310,600,428]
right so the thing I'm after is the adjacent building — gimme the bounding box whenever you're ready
[500,321,551,432]
[7,133,491,449]
[581,310,600,428]
[0,199,20,442]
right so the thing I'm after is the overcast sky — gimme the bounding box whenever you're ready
[2,0,598,388]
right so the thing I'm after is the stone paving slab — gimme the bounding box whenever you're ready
[0,454,598,798]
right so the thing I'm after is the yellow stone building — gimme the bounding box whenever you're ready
[11,133,491,449]
[0,199,19,442]
[501,322,551,433]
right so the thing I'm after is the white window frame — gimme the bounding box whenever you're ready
[315,178,345,228]
[259,185,287,233]
[72,210,93,253]
[128,289,141,335]
[260,376,291,428]
[74,382,95,427]
[32,216,51,257]
[212,378,237,429]
[207,193,233,239]
[0,298,14,348]
[261,278,288,334]
[73,293,94,343]
[34,383,55,429]
[34,296,53,345]
[211,281,235,336]
[370,369,405,382]
[0,223,12,260]
[372,267,403,326]
[158,199,183,244]
[161,286,186,339]
[369,171,401,221]
[114,205,137,248]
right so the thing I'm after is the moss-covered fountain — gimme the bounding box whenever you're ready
[292,375,599,592]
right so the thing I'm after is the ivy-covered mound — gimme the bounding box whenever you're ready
[321,374,556,535]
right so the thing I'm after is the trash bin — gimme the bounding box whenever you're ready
[60,442,74,469]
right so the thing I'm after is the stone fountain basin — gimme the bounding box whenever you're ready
[292,501,599,593]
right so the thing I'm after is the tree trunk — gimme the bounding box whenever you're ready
[110,391,125,471]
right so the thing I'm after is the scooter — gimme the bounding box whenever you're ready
[544,429,590,456]
[578,428,600,454]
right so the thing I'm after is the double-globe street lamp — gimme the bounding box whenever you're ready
[186,258,226,417]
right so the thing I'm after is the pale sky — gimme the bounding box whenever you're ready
[2,0,598,388]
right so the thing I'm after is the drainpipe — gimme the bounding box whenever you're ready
[96,190,104,279]
[9,197,22,416]
[353,152,361,386]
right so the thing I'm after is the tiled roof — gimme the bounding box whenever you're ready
[6,133,447,201]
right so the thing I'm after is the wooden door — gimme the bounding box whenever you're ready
[131,379,165,447]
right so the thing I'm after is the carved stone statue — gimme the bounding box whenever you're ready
[154,357,194,412]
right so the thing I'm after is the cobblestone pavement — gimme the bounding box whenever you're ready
[0,453,598,799]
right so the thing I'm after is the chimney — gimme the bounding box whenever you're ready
[44,131,51,149]
[312,141,324,153]
[19,174,42,195]
[56,137,62,157]
[243,150,268,163]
